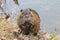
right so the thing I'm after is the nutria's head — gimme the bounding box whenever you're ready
[20,9,32,22]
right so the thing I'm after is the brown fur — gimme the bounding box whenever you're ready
[17,8,40,35]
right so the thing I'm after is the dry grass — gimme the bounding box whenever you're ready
[0,18,18,40]
[0,18,60,40]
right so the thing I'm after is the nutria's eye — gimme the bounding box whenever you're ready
[20,9,23,12]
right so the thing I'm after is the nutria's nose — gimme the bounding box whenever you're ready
[24,15,30,18]
[22,14,31,22]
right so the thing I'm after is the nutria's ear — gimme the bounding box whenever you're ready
[20,9,23,12]
[28,8,31,11]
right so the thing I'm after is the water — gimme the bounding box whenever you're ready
[0,0,60,34]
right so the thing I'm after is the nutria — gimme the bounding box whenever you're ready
[17,8,40,36]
